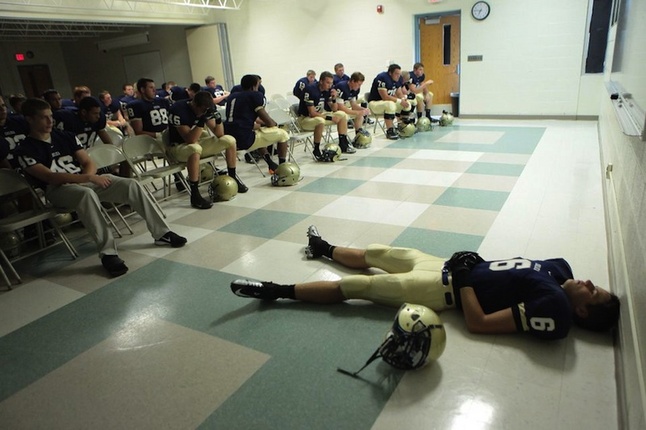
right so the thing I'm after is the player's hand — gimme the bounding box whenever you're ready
[425,79,434,86]
[330,89,338,98]
[401,99,410,109]
[448,251,484,272]
[89,174,112,189]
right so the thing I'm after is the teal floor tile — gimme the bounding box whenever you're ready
[467,162,525,176]
[349,156,404,168]
[219,209,308,239]
[391,227,484,258]
[435,188,509,211]
[296,177,365,195]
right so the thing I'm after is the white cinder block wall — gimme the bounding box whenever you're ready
[222,0,600,117]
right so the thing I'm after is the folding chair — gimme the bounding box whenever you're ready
[267,106,314,165]
[364,92,387,135]
[121,135,189,206]
[87,145,144,234]
[289,103,334,146]
[0,169,78,289]
[160,129,222,186]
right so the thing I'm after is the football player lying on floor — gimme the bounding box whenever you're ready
[230,226,620,340]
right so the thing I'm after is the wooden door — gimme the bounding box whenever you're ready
[419,14,460,105]
[17,64,54,98]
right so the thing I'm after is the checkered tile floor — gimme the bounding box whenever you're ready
[0,119,617,429]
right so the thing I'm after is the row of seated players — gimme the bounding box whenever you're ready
[292,62,435,152]
[0,74,283,212]
[2,62,433,207]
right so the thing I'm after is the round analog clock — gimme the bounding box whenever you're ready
[471,1,490,21]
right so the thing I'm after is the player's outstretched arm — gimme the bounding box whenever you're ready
[460,287,517,334]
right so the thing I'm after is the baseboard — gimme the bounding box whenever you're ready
[603,166,646,430]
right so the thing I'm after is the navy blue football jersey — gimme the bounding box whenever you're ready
[126,98,171,133]
[117,95,136,112]
[15,130,84,189]
[61,99,76,110]
[466,257,575,340]
[408,71,425,89]
[224,91,265,150]
[167,100,221,145]
[204,85,227,106]
[333,74,350,85]
[293,77,314,99]
[334,80,360,103]
[0,137,9,164]
[169,87,189,103]
[298,83,333,116]
[101,100,121,119]
[0,115,29,169]
[230,84,266,96]
[54,109,107,149]
[368,71,401,102]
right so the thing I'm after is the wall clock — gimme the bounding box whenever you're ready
[471,1,490,21]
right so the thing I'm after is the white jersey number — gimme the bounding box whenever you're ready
[488,258,532,271]
[51,155,81,174]
[149,109,168,126]
[530,317,555,332]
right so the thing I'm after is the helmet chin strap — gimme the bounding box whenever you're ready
[336,337,394,378]
[337,324,442,378]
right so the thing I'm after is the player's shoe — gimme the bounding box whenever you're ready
[386,128,400,140]
[305,225,322,259]
[340,142,357,154]
[230,279,278,301]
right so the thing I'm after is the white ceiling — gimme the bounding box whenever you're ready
[0,0,243,41]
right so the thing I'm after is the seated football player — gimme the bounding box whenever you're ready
[167,91,246,209]
[224,74,289,175]
[292,70,317,100]
[16,98,187,278]
[367,64,414,140]
[54,96,112,149]
[333,72,371,146]
[231,226,621,340]
[204,75,229,106]
[407,63,435,121]
[98,90,132,135]
[297,71,355,157]
[332,63,350,86]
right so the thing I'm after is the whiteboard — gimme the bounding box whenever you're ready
[123,50,165,87]
[608,0,646,139]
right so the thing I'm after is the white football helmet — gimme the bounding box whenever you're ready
[320,143,341,162]
[439,111,454,126]
[54,212,74,227]
[271,162,301,186]
[398,123,416,138]
[208,175,238,202]
[416,117,432,132]
[353,129,372,148]
[336,303,446,377]
[0,231,21,259]
[200,166,214,183]
[382,303,447,368]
